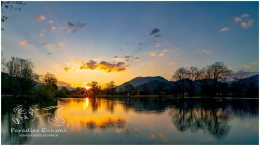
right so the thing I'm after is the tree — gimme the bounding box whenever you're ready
[104,81,115,97]
[56,87,69,97]
[35,72,58,98]
[5,57,37,97]
[124,83,135,97]
[90,81,101,96]
[172,67,188,98]
[186,67,202,97]
[204,62,232,97]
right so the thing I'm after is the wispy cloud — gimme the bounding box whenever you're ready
[155,42,161,48]
[167,61,176,66]
[61,21,86,33]
[197,49,213,55]
[234,13,254,29]
[149,49,169,57]
[41,42,66,50]
[34,15,46,22]
[219,27,230,32]
[241,60,258,71]
[38,32,45,38]
[19,39,33,46]
[64,60,127,72]
[47,25,57,32]
[149,51,157,57]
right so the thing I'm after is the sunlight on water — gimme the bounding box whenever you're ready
[85,97,89,107]
[58,98,126,132]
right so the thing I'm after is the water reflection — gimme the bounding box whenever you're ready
[58,98,126,132]
[170,102,230,139]
[1,97,258,144]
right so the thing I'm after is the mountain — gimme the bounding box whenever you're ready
[57,81,74,91]
[238,74,259,86]
[123,76,170,87]
[230,71,258,80]
[116,76,174,92]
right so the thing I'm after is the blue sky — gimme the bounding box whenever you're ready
[2,1,259,86]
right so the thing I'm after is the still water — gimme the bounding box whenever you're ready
[1,97,259,144]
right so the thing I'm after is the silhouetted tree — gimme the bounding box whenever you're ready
[104,81,115,97]
[124,83,135,97]
[35,72,58,98]
[5,57,37,97]
[201,62,232,97]
[186,67,201,97]
[172,67,187,98]
[90,81,101,96]
[56,87,69,97]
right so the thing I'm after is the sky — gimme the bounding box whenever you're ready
[1,1,259,87]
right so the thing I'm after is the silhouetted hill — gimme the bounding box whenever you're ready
[116,76,174,93]
[126,76,170,87]
[229,71,258,80]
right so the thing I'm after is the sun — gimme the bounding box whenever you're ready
[82,82,92,90]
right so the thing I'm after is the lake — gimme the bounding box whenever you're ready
[1,97,259,144]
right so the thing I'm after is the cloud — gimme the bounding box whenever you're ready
[241,61,258,71]
[167,61,176,66]
[41,42,66,50]
[234,13,254,29]
[155,42,161,48]
[19,39,33,46]
[149,51,157,57]
[149,28,160,36]
[47,25,57,32]
[149,49,169,57]
[219,27,230,32]
[65,60,127,72]
[62,21,86,33]
[197,49,213,55]
[48,20,54,24]
[240,19,254,29]
[38,32,45,38]
[155,34,161,38]
[35,15,46,22]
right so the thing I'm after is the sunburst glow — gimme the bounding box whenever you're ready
[83,82,92,90]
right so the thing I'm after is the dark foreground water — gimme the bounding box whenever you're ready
[1,97,259,144]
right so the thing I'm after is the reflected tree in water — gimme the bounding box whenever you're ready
[170,101,231,139]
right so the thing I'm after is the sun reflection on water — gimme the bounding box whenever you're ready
[58,98,127,132]
[85,97,89,107]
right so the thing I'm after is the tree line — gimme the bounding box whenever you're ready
[172,62,258,98]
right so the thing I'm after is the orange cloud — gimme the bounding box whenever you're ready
[35,15,46,22]
[19,39,32,46]
[64,60,127,73]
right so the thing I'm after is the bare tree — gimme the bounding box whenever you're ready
[201,62,232,97]
[172,67,188,98]
[186,67,202,97]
